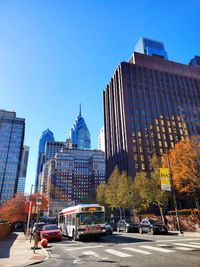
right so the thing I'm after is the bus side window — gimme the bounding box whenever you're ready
[69,214,72,225]
[72,214,75,226]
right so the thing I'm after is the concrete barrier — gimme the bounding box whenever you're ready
[0,223,10,239]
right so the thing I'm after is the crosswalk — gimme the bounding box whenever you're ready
[68,241,200,260]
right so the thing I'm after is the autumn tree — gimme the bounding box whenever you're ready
[148,154,170,224]
[30,193,49,211]
[116,171,133,218]
[105,166,120,209]
[0,193,26,223]
[162,137,200,208]
[96,183,107,205]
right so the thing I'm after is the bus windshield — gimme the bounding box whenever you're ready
[79,212,104,225]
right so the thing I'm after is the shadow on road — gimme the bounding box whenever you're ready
[0,232,18,258]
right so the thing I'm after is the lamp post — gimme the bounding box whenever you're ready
[166,152,182,234]
[26,184,34,239]
[33,196,42,253]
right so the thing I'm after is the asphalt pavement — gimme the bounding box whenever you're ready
[31,231,200,267]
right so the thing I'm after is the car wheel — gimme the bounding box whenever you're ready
[117,227,120,232]
[139,227,143,234]
[150,228,155,235]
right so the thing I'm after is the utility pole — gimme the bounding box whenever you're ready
[26,184,34,239]
[166,153,182,234]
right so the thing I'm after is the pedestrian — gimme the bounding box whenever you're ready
[164,216,168,226]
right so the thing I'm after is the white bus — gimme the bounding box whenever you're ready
[58,204,106,240]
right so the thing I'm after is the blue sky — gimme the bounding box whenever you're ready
[0,0,199,194]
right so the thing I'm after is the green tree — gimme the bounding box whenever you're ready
[116,171,133,218]
[148,154,170,224]
[96,183,107,205]
[105,166,120,209]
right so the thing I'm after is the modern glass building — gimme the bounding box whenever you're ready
[70,105,91,150]
[17,145,29,193]
[0,110,25,204]
[35,129,54,192]
[103,38,200,180]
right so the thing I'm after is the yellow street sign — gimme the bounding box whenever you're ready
[160,168,171,191]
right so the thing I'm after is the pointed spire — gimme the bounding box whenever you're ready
[79,103,82,117]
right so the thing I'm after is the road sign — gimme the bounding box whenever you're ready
[160,168,171,191]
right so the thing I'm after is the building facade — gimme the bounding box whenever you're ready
[47,147,105,215]
[98,127,105,152]
[40,141,66,194]
[0,110,25,204]
[103,38,200,179]
[17,145,29,193]
[70,106,91,150]
[35,129,54,192]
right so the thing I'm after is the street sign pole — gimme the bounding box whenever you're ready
[166,153,182,234]
[26,184,34,239]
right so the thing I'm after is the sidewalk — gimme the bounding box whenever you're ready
[168,230,200,237]
[0,231,49,267]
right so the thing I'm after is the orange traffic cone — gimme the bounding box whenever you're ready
[41,238,48,247]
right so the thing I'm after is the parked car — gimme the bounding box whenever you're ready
[138,219,168,235]
[40,224,62,241]
[117,219,139,233]
[105,223,113,235]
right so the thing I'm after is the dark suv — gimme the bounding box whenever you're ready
[138,219,168,235]
[117,219,138,233]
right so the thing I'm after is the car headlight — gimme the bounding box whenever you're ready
[126,224,130,226]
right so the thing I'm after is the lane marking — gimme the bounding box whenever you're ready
[157,238,200,242]
[175,247,193,251]
[105,249,132,257]
[82,251,108,260]
[66,245,103,251]
[140,245,175,253]
[122,247,151,255]
[173,243,200,249]
[190,242,200,245]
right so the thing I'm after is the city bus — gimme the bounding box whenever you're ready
[58,204,106,240]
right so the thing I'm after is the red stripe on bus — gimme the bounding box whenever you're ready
[61,209,76,215]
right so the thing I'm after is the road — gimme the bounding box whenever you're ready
[33,232,200,267]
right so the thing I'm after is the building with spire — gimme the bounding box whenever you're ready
[70,105,91,150]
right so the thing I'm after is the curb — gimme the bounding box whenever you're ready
[41,246,50,261]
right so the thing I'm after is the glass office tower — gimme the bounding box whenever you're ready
[35,128,54,192]
[17,145,29,193]
[0,110,25,204]
[70,105,91,150]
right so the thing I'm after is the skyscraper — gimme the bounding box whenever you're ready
[17,145,29,193]
[0,110,25,204]
[35,129,54,192]
[103,38,200,179]
[40,140,65,194]
[70,105,91,150]
[98,127,105,152]
[47,147,105,215]
[134,37,168,59]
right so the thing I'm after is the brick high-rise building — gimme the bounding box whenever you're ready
[103,38,200,179]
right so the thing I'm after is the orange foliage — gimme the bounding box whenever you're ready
[0,193,26,223]
[162,138,200,193]
[30,193,49,210]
